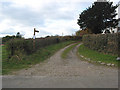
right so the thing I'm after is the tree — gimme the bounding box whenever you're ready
[16,32,22,38]
[2,35,16,44]
[105,29,110,34]
[77,1,119,34]
[2,32,22,44]
[76,28,92,36]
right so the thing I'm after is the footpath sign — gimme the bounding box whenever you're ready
[33,28,39,50]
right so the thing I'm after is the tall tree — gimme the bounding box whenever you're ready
[16,32,22,38]
[77,1,119,34]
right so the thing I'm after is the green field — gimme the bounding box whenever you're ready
[78,44,118,66]
[2,41,75,75]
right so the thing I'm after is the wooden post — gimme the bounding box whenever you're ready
[11,42,14,56]
[33,39,35,51]
[33,28,35,51]
[33,28,39,51]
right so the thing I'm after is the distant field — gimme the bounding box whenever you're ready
[2,41,75,75]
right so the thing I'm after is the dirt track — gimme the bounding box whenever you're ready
[2,43,118,88]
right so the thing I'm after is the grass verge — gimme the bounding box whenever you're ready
[2,41,75,75]
[78,44,118,66]
[61,43,79,59]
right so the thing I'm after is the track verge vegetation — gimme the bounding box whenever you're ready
[2,41,75,75]
[78,44,118,66]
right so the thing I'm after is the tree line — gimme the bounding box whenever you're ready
[2,32,22,44]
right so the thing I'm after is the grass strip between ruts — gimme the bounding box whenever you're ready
[61,43,79,59]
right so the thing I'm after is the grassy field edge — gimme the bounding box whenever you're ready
[77,44,118,67]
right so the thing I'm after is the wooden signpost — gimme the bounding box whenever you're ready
[33,28,39,50]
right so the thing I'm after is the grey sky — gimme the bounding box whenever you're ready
[0,0,119,38]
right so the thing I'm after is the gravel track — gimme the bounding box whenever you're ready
[2,43,118,88]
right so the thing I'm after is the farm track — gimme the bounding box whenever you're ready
[2,43,118,88]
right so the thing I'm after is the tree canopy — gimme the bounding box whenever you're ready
[77,1,119,34]
[16,32,22,38]
[76,28,91,36]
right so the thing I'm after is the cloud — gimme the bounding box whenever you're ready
[0,0,119,38]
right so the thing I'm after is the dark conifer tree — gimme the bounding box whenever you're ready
[77,1,119,34]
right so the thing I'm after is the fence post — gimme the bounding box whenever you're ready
[33,38,35,51]
[11,42,14,56]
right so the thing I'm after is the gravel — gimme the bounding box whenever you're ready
[3,43,118,88]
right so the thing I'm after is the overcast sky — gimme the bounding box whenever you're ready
[0,0,119,38]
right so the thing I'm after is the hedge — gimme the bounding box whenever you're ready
[5,36,82,57]
[82,33,120,55]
